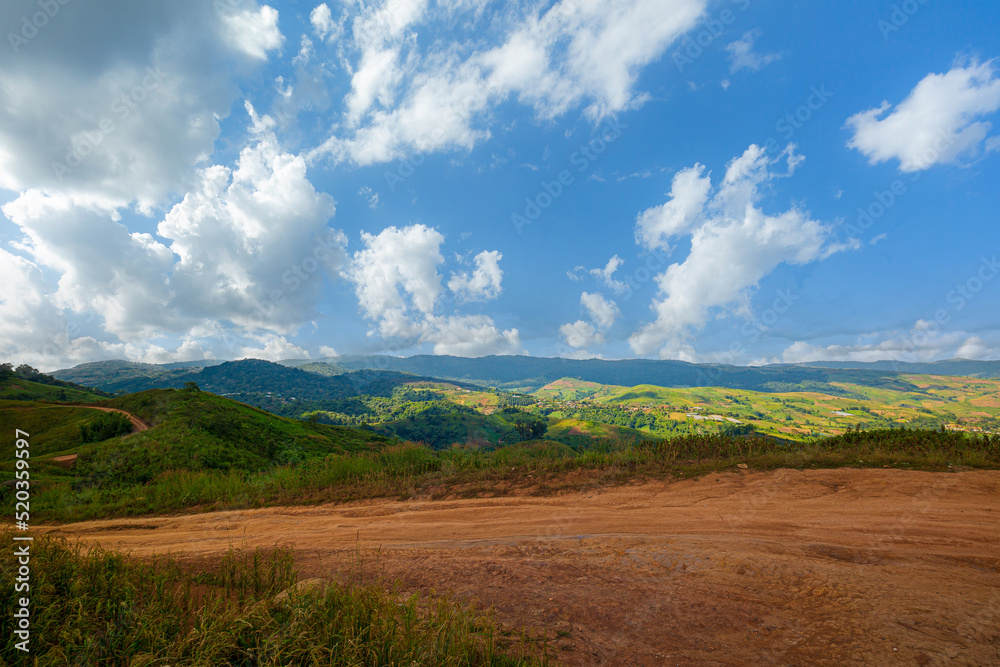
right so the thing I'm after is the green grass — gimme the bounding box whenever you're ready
[0,388,396,522]
[75,387,386,469]
[531,378,620,402]
[0,402,125,458]
[544,416,653,443]
[0,529,545,666]
[0,376,106,403]
[16,429,999,524]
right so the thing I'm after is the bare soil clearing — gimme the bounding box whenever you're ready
[44,468,1000,666]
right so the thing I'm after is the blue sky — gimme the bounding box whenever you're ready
[1,0,998,370]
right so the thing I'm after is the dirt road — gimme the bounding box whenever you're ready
[45,468,1000,665]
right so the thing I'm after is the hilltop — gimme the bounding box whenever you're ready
[1,362,109,402]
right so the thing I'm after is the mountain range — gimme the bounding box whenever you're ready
[50,355,1000,399]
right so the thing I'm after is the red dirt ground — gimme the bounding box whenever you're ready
[44,468,1000,666]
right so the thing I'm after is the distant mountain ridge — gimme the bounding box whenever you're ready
[52,358,466,400]
[280,355,943,391]
[779,359,1000,377]
[53,355,1000,399]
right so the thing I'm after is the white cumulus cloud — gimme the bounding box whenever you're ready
[635,165,711,250]
[237,333,311,361]
[311,0,707,165]
[0,0,285,212]
[781,322,1000,363]
[344,224,519,355]
[846,59,1000,172]
[222,4,284,60]
[581,292,621,329]
[448,250,504,302]
[346,223,444,335]
[425,314,522,357]
[559,320,605,349]
[589,255,630,294]
[630,145,844,359]
[159,105,346,334]
[0,105,348,367]
[310,3,344,42]
[559,291,619,350]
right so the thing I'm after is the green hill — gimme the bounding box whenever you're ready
[0,364,107,402]
[373,403,545,448]
[0,387,393,522]
[94,387,392,471]
[52,359,471,417]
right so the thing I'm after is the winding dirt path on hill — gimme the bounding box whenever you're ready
[5,403,151,433]
[43,468,1000,666]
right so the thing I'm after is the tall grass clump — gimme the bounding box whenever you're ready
[0,529,545,666]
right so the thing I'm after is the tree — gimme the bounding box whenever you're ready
[184,381,200,392]
[513,417,547,442]
[14,364,41,380]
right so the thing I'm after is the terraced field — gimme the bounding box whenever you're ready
[527,376,1000,441]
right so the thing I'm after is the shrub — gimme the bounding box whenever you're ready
[79,411,133,444]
